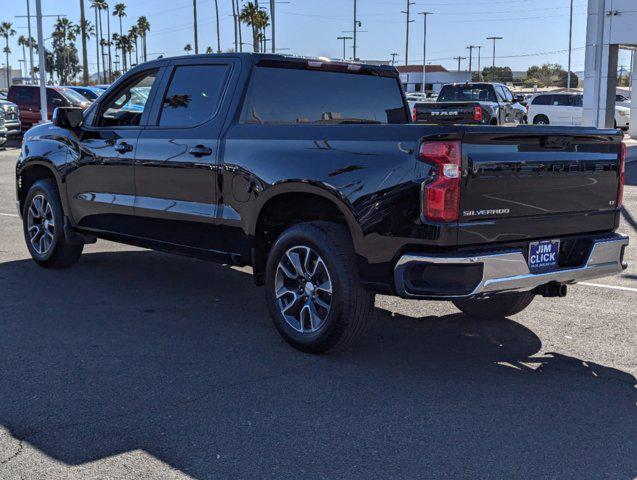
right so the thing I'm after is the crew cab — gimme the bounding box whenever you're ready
[16,54,629,353]
[8,85,90,131]
[413,82,527,125]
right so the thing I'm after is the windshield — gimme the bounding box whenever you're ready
[60,88,89,105]
[438,85,496,103]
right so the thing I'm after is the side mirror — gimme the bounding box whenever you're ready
[52,107,84,129]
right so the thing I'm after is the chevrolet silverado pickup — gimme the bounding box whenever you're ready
[16,54,628,353]
[413,82,527,125]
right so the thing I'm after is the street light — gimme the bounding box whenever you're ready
[419,12,432,96]
[486,36,503,82]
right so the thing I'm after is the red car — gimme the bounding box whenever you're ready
[7,85,90,131]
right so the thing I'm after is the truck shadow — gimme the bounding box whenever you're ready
[0,250,635,479]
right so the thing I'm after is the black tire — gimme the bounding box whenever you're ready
[533,115,549,125]
[452,291,535,321]
[265,221,374,354]
[22,179,83,268]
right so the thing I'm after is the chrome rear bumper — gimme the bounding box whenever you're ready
[394,234,629,299]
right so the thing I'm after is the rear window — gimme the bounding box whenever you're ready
[531,95,553,105]
[240,67,408,125]
[438,85,496,102]
[59,88,89,106]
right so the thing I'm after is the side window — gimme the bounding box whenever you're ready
[572,95,583,107]
[47,90,65,106]
[532,95,552,106]
[502,87,514,102]
[97,69,157,127]
[494,86,506,102]
[553,95,572,106]
[14,87,36,105]
[159,64,229,127]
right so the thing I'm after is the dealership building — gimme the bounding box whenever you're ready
[397,65,471,95]
[583,0,636,137]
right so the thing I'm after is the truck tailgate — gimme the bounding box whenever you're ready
[458,126,623,245]
[415,102,478,124]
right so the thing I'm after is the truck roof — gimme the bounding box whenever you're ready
[141,53,400,77]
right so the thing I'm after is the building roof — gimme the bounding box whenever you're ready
[396,65,448,73]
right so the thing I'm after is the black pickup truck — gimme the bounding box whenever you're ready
[413,82,527,126]
[16,54,628,353]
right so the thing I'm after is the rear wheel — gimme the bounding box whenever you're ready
[265,221,374,353]
[533,115,549,125]
[452,291,535,320]
[23,179,83,268]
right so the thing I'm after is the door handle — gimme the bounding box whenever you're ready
[115,142,133,154]
[188,145,213,157]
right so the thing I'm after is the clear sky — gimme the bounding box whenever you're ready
[1,0,634,77]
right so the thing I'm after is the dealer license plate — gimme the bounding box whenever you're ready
[528,239,560,273]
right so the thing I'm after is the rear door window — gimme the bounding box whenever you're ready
[158,64,229,127]
[241,67,408,124]
[552,95,573,106]
[13,87,36,105]
[532,95,552,106]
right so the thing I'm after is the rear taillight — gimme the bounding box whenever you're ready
[420,140,461,222]
[473,106,483,122]
[618,142,626,208]
[412,105,417,122]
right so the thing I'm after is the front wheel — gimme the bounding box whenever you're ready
[23,179,83,268]
[265,221,375,353]
[452,291,535,320]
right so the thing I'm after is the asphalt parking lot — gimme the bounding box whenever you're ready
[0,140,635,479]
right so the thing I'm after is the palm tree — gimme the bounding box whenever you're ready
[79,0,89,84]
[136,16,150,63]
[18,35,28,78]
[0,22,16,87]
[113,3,127,71]
[184,43,193,54]
[240,2,268,53]
[128,25,139,66]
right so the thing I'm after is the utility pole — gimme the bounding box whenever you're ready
[214,0,221,53]
[402,0,415,65]
[193,0,199,54]
[231,0,238,52]
[466,45,475,77]
[567,0,574,89]
[390,52,399,66]
[419,11,432,96]
[26,0,35,80]
[353,0,362,61]
[454,56,466,72]
[80,0,89,84]
[337,36,352,61]
[236,0,243,52]
[486,36,503,82]
[35,0,47,122]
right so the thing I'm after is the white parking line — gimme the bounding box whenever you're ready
[0,212,18,218]
[579,282,637,293]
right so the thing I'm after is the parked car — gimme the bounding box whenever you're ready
[0,109,6,146]
[528,92,630,130]
[65,85,106,101]
[7,85,91,131]
[16,54,629,353]
[616,93,631,108]
[413,82,527,125]
[0,99,21,137]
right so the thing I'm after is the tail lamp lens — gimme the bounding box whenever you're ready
[473,106,483,122]
[420,141,462,222]
[618,141,626,208]
[412,106,417,122]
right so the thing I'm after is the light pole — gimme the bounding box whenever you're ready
[26,0,35,80]
[486,36,503,82]
[35,0,47,123]
[567,0,574,89]
[419,11,432,96]
[337,36,352,61]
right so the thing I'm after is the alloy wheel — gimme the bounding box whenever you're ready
[27,194,55,255]
[274,246,333,333]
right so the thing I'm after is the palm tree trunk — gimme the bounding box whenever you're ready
[236,0,242,52]
[143,34,147,62]
[214,0,221,53]
[80,0,89,84]
[5,40,10,88]
[98,10,105,83]
[106,5,112,80]
[119,18,126,71]
[231,0,237,52]
[193,0,199,54]
[252,26,258,53]
[94,7,101,84]
[134,37,138,65]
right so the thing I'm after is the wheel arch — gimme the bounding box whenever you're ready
[248,182,364,285]
[17,160,67,216]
